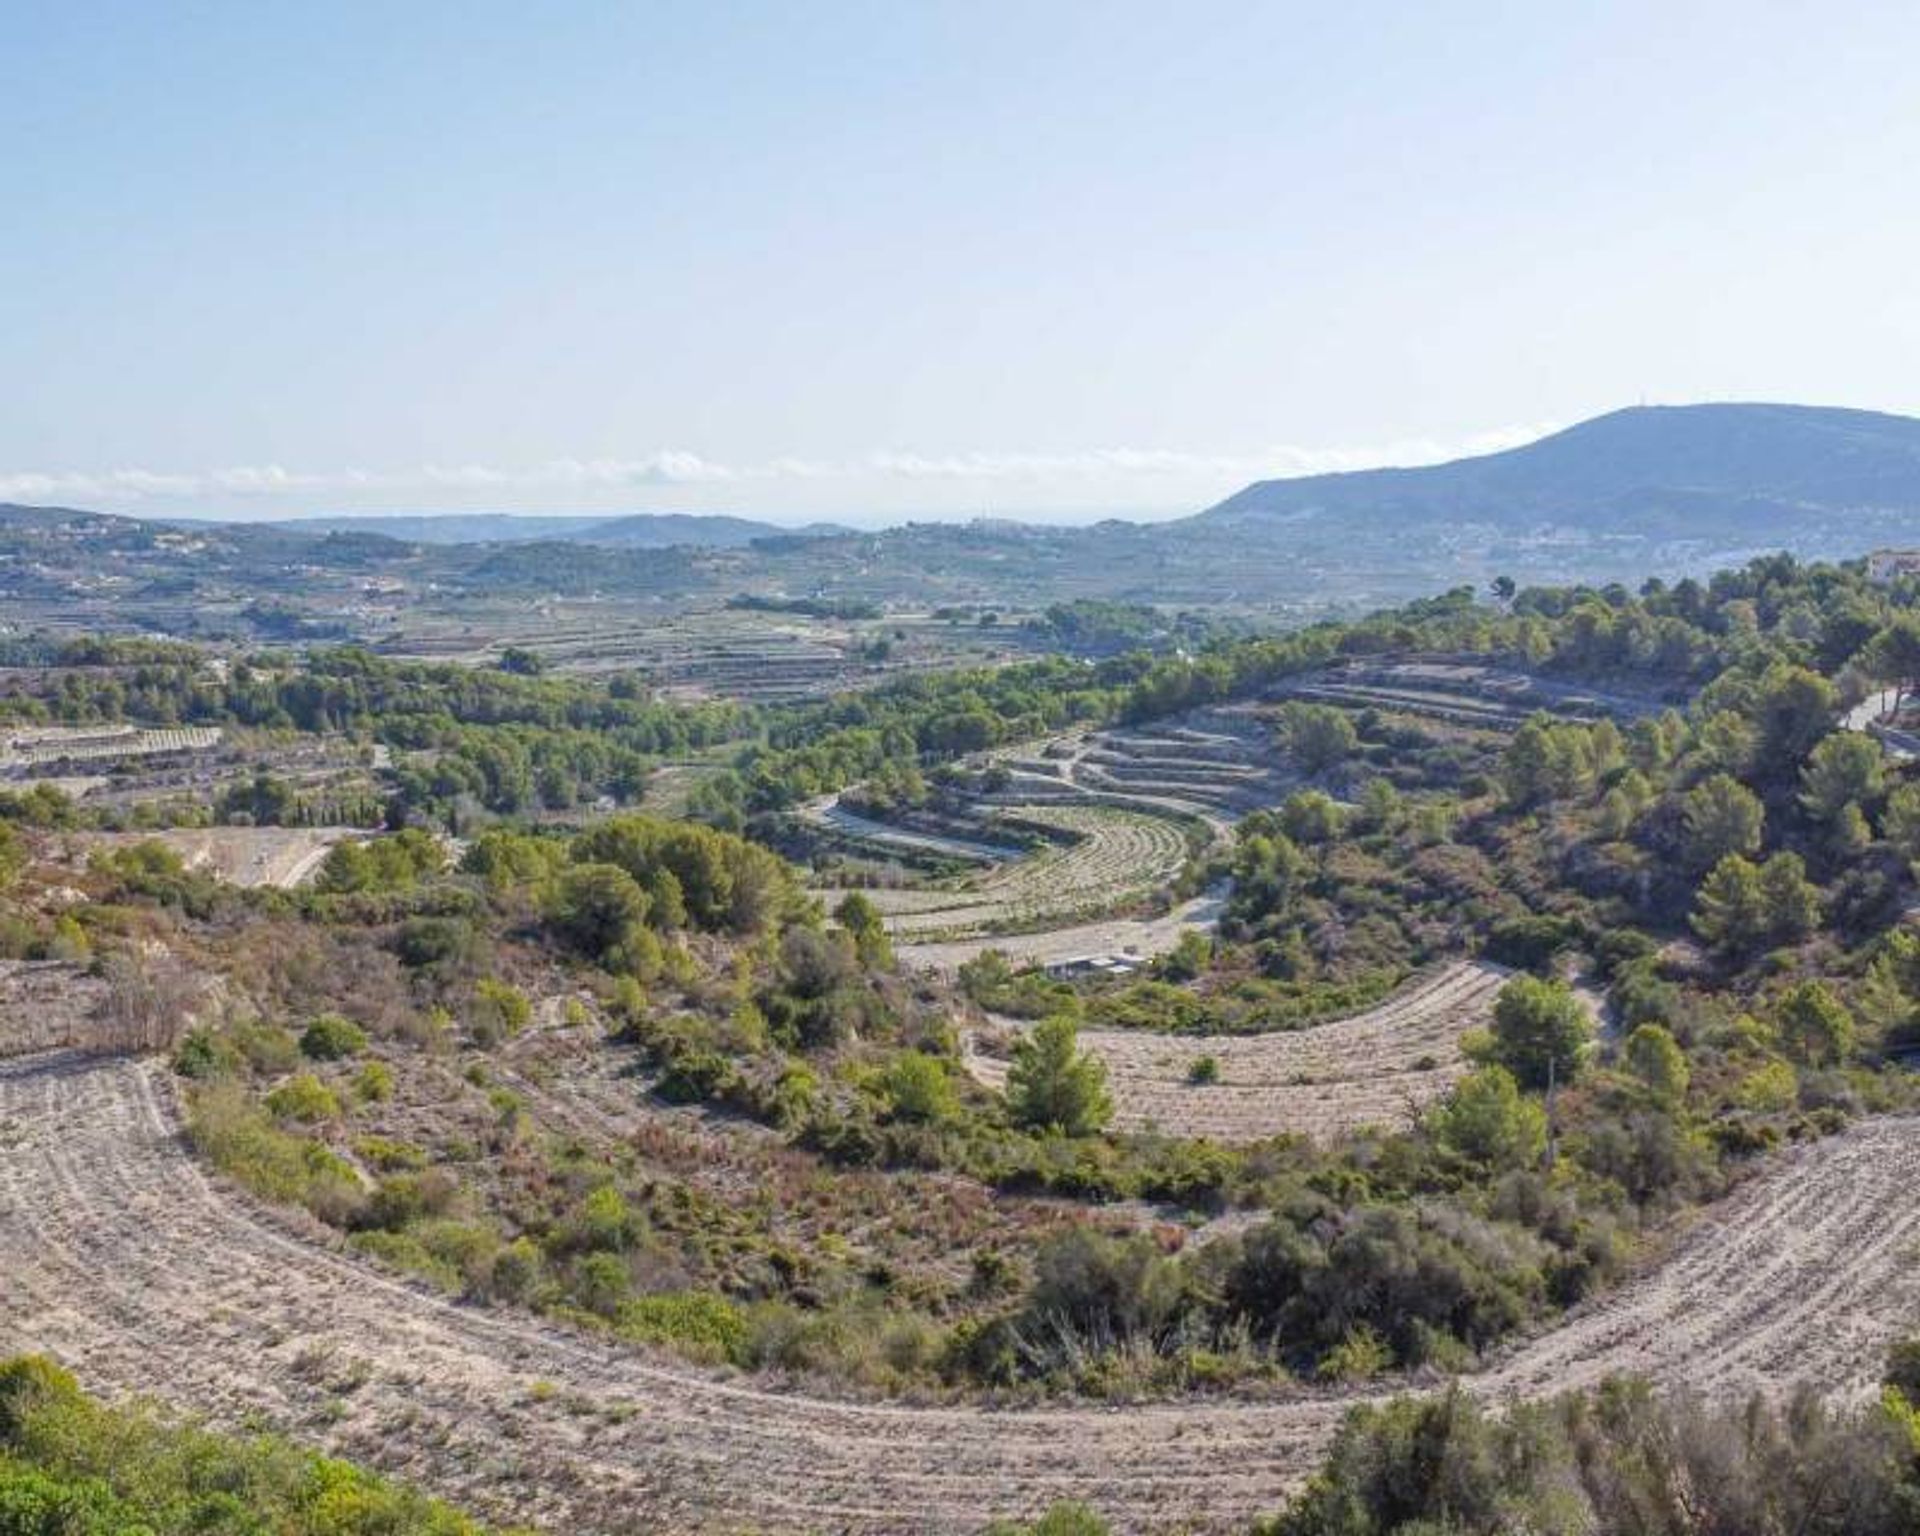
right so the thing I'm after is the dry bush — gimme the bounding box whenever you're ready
[93,948,210,1056]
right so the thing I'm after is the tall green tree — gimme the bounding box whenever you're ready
[1693,852,1819,955]
[1753,663,1838,771]
[1623,1024,1690,1106]
[1777,980,1856,1067]
[1281,702,1359,776]
[1883,781,1920,860]
[1488,976,1591,1090]
[1429,1065,1546,1170]
[545,863,649,961]
[1006,1015,1113,1136]
[1679,773,1764,871]
[833,892,893,968]
[1799,731,1884,823]
[1862,615,1920,714]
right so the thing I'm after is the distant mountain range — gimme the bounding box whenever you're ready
[268,403,1920,559]
[265,512,858,548]
[1196,403,1920,535]
[9,403,1920,626]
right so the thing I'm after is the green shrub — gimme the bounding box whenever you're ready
[0,1351,497,1533]
[171,1027,230,1080]
[355,1060,395,1103]
[348,1230,464,1293]
[1315,1324,1393,1381]
[488,1237,545,1304]
[617,1291,749,1364]
[301,1013,368,1061]
[231,1020,302,1075]
[985,1503,1112,1536]
[884,1051,958,1123]
[352,1134,426,1172]
[266,1073,341,1123]
[1734,1059,1798,1112]
[187,1083,362,1225]
[574,1252,632,1318]
[471,977,532,1043]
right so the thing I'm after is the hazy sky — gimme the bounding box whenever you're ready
[7,2,1920,524]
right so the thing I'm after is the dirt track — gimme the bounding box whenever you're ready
[5,1051,1920,1534]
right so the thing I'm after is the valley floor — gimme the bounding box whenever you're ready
[4,1048,1918,1533]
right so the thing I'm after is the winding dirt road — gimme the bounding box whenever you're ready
[4,1051,1920,1533]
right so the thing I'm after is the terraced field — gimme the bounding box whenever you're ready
[1272,657,1670,734]
[0,723,223,769]
[808,706,1285,967]
[820,804,1193,944]
[6,1049,1920,1534]
[899,891,1226,974]
[382,605,1040,703]
[967,962,1507,1141]
[1068,716,1289,819]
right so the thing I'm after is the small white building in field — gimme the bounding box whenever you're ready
[1867,549,1920,585]
[1044,954,1141,981]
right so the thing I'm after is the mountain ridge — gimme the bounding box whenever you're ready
[258,511,858,548]
[1194,402,1920,534]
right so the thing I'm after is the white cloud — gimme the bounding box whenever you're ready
[0,422,1559,509]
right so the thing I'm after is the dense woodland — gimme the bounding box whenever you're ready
[9,552,1920,1529]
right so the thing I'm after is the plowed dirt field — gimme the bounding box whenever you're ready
[5,1051,1919,1532]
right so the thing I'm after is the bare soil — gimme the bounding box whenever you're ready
[968,962,1505,1142]
[898,892,1227,976]
[5,1050,1920,1534]
[819,805,1193,946]
[74,827,360,888]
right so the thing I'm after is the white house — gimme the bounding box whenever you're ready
[1867,549,1920,585]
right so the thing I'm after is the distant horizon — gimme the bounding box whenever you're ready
[126,502,1199,531]
[11,398,1917,530]
[12,4,1919,526]
[0,415,1567,528]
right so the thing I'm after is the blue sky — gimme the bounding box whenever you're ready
[6,1,1920,523]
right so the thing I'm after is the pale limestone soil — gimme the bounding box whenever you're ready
[966,961,1505,1142]
[5,1051,1920,1532]
[818,805,1193,946]
[74,826,361,888]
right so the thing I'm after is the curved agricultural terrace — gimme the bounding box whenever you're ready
[810,708,1290,963]
[967,961,1508,1142]
[820,803,1195,944]
[5,1050,1920,1534]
